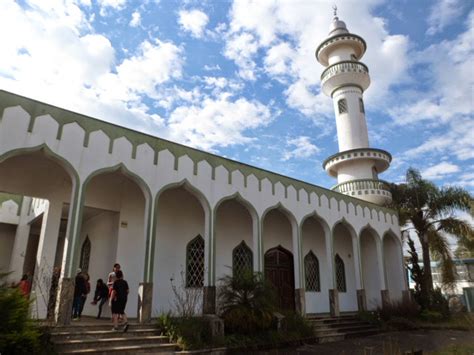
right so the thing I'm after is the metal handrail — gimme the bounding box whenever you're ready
[321,61,369,82]
[332,179,391,194]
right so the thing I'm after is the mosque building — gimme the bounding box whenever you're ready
[0,12,406,324]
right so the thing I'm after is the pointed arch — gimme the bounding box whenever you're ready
[232,240,253,277]
[186,235,205,288]
[79,236,91,273]
[335,253,346,292]
[304,250,320,292]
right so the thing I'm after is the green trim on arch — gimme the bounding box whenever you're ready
[0,90,398,222]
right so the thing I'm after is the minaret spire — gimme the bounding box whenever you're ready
[315,11,392,205]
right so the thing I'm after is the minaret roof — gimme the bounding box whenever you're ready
[328,16,349,36]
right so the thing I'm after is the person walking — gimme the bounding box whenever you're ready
[107,263,121,296]
[78,272,91,317]
[110,270,129,332]
[72,269,87,320]
[91,279,109,319]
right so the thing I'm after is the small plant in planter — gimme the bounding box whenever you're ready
[218,270,277,335]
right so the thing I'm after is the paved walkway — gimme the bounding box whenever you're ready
[255,330,474,354]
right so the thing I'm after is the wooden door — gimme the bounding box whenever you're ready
[265,246,295,310]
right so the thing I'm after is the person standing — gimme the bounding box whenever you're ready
[18,274,31,298]
[79,272,91,317]
[107,263,121,296]
[72,269,87,320]
[91,279,109,319]
[110,270,129,332]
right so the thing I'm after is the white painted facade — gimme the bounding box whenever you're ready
[0,15,406,323]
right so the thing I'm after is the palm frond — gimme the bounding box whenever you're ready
[428,187,472,217]
[427,228,456,290]
[436,217,474,251]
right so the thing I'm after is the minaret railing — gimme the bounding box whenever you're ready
[321,60,369,83]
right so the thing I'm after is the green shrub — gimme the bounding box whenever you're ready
[218,271,277,335]
[358,310,381,326]
[419,310,444,322]
[279,311,313,338]
[157,313,214,350]
[0,273,50,355]
[428,288,450,319]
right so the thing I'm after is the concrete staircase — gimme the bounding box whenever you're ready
[306,314,380,343]
[49,321,179,354]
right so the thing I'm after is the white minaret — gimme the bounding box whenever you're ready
[316,7,392,205]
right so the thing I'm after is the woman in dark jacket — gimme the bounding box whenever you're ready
[91,279,109,319]
[110,270,129,331]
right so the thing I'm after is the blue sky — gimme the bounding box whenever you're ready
[1,0,473,193]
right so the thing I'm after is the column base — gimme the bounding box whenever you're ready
[329,289,340,317]
[294,288,305,315]
[381,289,391,308]
[203,286,216,314]
[55,277,74,325]
[138,282,153,323]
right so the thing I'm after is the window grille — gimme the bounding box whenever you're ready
[335,254,346,292]
[232,241,253,276]
[186,235,205,288]
[338,99,348,114]
[80,236,91,273]
[359,98,365,113]
[304,250,320,292]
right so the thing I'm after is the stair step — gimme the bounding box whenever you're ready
[51,328,159,340]
[59,342,179,354]
[52,323,153,332]
[54,335,170,352]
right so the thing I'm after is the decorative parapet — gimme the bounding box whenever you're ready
[0,90,398,222]
[332,178,392,205]
[316,33,366,66]
[321,60,370,96]
[323,148,391,177]
[0,192,23,216]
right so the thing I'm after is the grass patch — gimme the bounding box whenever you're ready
[415,313,474,331]
[430,344,474,355]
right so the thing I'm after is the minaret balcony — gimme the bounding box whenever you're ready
[332,178,392,205]
[321,61,370,96]
[316,33,366,66]
[323,148,391,177]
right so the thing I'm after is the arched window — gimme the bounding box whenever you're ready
[232,241,253,277]
[338,99,348,114]
[335,254,346,292]
[304,250,320,292]
[186,235,205,288]
[359,98,365,113]
[80,236,91,273]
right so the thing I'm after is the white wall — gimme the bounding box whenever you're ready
[215,199,253,281]
[384,235,404,302]
[79,211,119,318]
[360,230,382,310]
[0,223,16,272]
[302,217,330,314]
[153,187,205,315]
[263,209,293,254]
[333,224,357,312]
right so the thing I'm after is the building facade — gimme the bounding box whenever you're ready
[0,14,407,324]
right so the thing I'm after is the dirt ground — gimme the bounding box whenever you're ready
[255,330,474,354]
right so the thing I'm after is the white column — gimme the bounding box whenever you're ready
[325,231,335,289]
[32,198,62,319]
[8,197,32,283]
[376,239,387,290]
[352,235,363,289]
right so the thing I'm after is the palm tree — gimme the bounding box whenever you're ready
[389,168,473,307]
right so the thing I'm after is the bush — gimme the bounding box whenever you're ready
[279,311,313,338]
[358,310,381,326]
[218,271,277,335]
[157,313,214,350]
[0,273,48,355]
[419,310,444,322]
[428,288,450,319]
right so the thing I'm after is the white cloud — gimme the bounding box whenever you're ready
[421,162,460,180]
[129,11,141,27]
[224,0,409,119]
[282,136,320,161]
[166,96,273,151]
[97,0,127,16]
[178,9,209,38]
[427,0,463,35]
